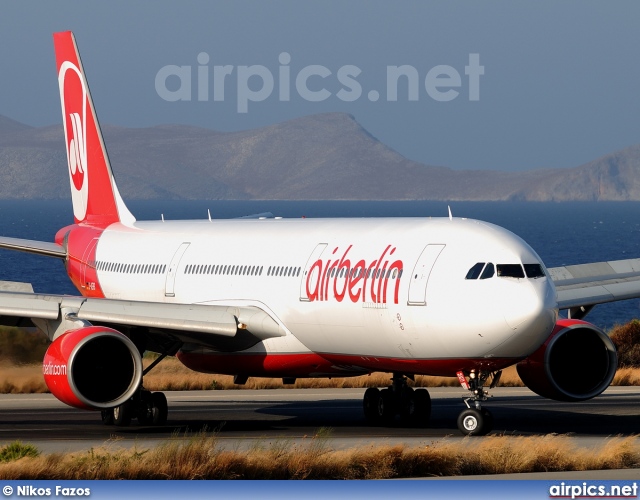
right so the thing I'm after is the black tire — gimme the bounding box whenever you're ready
[480,408,494,435]
[137,403,153,426]
[113,401,132,427]
[100,409,114,425]
[457,408,486,436]
[363,387,381,423]
[412,388,431,427]
[399,386,415,422]
[135,390,154,425]
[378,388,396,425]
[151,392,168,425]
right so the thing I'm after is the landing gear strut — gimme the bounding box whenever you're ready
[100,340,179,427]
[455,369,500,436]
[363,373,431,427]
[101,389,168,427]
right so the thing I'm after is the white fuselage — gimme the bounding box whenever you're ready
[89,216,558,376]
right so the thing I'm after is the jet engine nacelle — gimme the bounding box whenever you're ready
[516,319,617,401]
[43,326,143,410]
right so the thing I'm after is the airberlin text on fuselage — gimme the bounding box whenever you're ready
[305,244,403,304]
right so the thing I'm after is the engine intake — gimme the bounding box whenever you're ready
[43,326,143,410]
[516,319,617,401]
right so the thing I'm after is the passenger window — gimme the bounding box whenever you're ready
[497,264,525,278]
[524,264,545,279]
[465,263,485,280]
[480,263,495,280]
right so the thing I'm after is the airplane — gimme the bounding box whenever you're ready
[0,30,639,435]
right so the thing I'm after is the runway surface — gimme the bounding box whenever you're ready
[0,386,638,455]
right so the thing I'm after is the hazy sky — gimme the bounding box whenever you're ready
[2,1,639,171]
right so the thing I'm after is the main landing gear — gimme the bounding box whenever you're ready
[100,341,178,427]
[455,369,501,436]
[362,370,501,435]
[363,373,431,427]
[101,388,168,427]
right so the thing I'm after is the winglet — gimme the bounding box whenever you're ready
[53,31,135,227]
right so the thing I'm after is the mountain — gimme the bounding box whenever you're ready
[0,115,32,135]
[0,112,638,201]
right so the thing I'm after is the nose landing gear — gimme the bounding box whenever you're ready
[455,369,500,436]
[363,373,431,427]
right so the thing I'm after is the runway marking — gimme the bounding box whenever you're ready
[0,428,59,432]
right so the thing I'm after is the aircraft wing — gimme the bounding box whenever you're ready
[548,258,640,318]
[0,236,66,259]
[0,283,285,351]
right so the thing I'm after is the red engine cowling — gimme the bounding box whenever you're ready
[43,326,143,410]
[516,319,617,401]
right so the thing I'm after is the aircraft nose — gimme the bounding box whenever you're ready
[503,280,552,329]
[503,284,537,330]
[495,279,557,357]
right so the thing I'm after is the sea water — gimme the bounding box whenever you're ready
[0,200,638,331]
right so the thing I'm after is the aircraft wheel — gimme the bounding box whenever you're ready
[137,400,153,426]
[100,409,114,425]
[480,408,494,434]
[412,388,431,427]
[113,401,132,427]
[136,390,154,425]
[363,387,381,424]
[151,392,168,425]
[399,386,415,422]
[457,408,489,436]
[378,388,396,425]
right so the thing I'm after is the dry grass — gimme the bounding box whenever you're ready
[610,320,640,368]
[1,318,638,393]
[0,432,637,479]
[143,359,527,390]
[0,363,49,394]
[5,357,640,394]
[143,358,468,391]
[611,367,640,386]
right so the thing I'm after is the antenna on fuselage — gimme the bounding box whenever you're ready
[161,214,165,222]
[448,205,453,221]
[207,209,212,222]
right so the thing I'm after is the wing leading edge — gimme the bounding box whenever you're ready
[0,236,66,259]
[0,283,285,351]
[549,258,640,319]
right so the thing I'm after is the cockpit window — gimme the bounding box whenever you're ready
[523,263,545,279]
[465,262,485,280]
[466,262,496,280]
[480,263,495,280]
[496,264,525,278]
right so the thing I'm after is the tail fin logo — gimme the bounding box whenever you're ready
[68,112,86,191]
[58,61,89,222]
